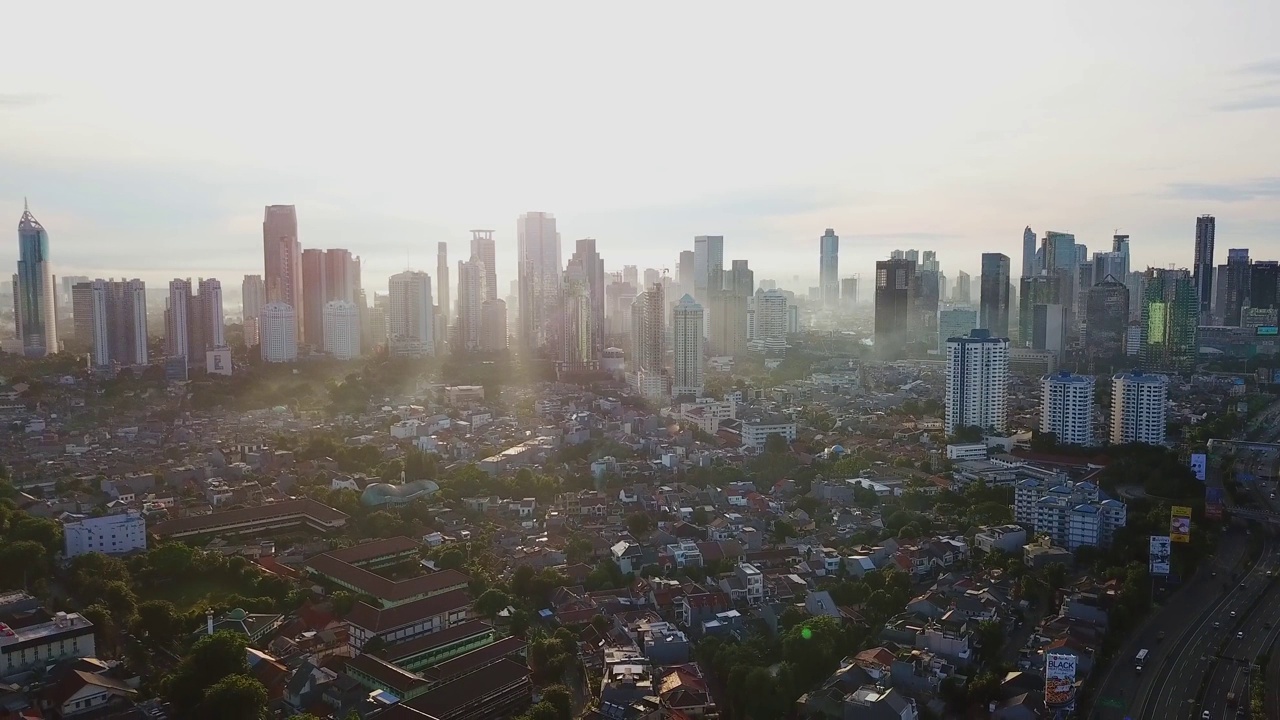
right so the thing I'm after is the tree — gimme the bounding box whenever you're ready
[103,580,138,626]
[626,512,652,537]
[764,432,790,454]
[517,702,561,720]
[0,540,51,589]
[474,589,511,619]
[164,631,250,716]
[134,600,184,648]
[975,619,1005,667]
[540,684,572,720]
[772,520,796,542]
[80,604,118,656]
[195,674,269,720]
[438,548,465,570]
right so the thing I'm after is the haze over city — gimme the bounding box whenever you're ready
[4,1,1280,292]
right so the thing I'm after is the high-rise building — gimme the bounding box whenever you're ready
[874,259,916,359]
[1110,371,1168,445]
[979,253,1011,337]
[693,235,724,301]
[605,280,637,338]
[436,242,450,335]
[197,278,225,350]
[1042,231,1078,324]
[300,248,327,348]
[841,277,859,308]
[470,230,497,303]
[1194,215,1216,324]
[1031,304,1066,360]
[455,259,484,351]
[14,201,57,357]
[322,300,361,360]
[516,212,561,353]
[749,289,788,354]
[1041,372,1095,446]
[1125,270,1148,322]
[819,228,839,308]
[165,278,223,364]
[324,249,359,304]
[60,275,89,310]
[1092,252,1126,286]
[938,308,977,353]
[242,275,265,347]
[628,282,668,398]
[944,329,1009,435]
[71,281,95,348]
[263,205,303,344]
[260,302,298,363]
[677,251,696,298]
[1085,281,1129,363]
[165,279,192,360]
[1222,249,1251,326]
[388,271,435,357]
[1140,268,1197,372]
[708,260,752,357]
[1018,274,1064,346]
[559,263,596,372]
[84,279,148,368]
[1249,261,1278,311]
[1112,234,1131,278]
[622,265,638,287]
[1021,226,1036,279]
[480,299,508,351]
[953,271,972,305]
[672,295,705,397]
[568,238,605,359]
[643,268,661,290]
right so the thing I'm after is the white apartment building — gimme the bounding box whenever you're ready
[671,294,705,397]
[1015,479,1126,550]
[63,510,147,558]
[1040,372,1095,446]
[749,289,788,353]
[739,411,797,451]
[677,398,736,435]
[322,300,361,360]
[944,329,1009,435]
[0,609,96,675]
[388,270,435,357]
[260,302,298,363]
[1110,371,1169,445]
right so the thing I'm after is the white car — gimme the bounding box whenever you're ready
[1237,631,1244,639]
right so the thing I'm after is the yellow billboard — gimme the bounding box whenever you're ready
[1170,506,1192,543]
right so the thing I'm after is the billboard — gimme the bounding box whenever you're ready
[1190,453,1207,483]
[206,348,233,376]
[1258,326,1279,336]
[1206,487,1226,520]
[1045,652,1078,708]
[1170,506,1192,543]
[1149,536,1171,575]
[1273,368,1280,385]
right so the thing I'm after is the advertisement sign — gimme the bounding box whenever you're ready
[1149,536,1171,575]
[1170,506,1192,543]
[1273,368,1280,385]
[1190,453,1207,483]
[206,348,233,376]
[1257,326,1279,336]
[1044,652,1078,708]
[1206,487,1225,521]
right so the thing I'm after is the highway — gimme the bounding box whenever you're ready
[1201,572,1280,719]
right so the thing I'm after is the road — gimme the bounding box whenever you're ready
[1201,573,1280,719]
[1090,529,1249,719]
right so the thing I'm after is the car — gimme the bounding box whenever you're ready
[1203,710,1211,719]
[1237,631,1244,639]
[1214,621,1221,628]
[1231,611,1238,617]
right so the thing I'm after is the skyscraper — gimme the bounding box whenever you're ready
[165,279,192,360]
[260,302,298,363]
[605,280,637,338]
[874,259,916,359]
[1031,303,1066,360]
[15,201,57,357]
[388,271,435,356]
[938,308,978,353]
[559,261,596,372]
[1041,372,1095,446]
[470,230,497,302]
[1110,371,1168,445]
[628,282,668,398]
[197,277,225,350]
[263,205,303,343]
[1085,280,1129,363]
[1222,248,1251,326]
[954,271,972,305]
[1018,274,1063,346]
[672,295,705,397]
[841,277,859,308]
[819,228,839,308]
[693,235,724,301]
[480,299,508,351]
[944,329,1009,435]
[1112,234,1131,278]
[568,238,606,359]
[677,251,696,298]
[516,212,561,353]
[436,242,450,336]
[1194,215,1216,324]
[622,265,638,287]
[1092,252,1126,285]
[1249,261,1278,311]
[455,259,485,351]
[979,253,1011,337]
[1021,226,1036,279]
[1140,268,1197,372]
[300,248,327,348]
[750,289,788,354]
[242,275,265,347]
[84,279,147,368]
[322,300,361,360]
[71,281,95,348]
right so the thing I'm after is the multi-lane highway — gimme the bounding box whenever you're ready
[1201,572,1280,719]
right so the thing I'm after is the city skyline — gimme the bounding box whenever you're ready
[4,4,1280,289]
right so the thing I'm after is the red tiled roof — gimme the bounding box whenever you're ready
[346,589,472,633]
[150,498,348,537]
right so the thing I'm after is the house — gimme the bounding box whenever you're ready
[975,525,1028,554]
[612,542,643,575]
[46,670,137,718]
[657,666,716,717]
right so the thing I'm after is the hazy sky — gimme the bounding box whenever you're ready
[4,1,1280,301]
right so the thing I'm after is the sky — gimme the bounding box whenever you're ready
[3,1,1280,303]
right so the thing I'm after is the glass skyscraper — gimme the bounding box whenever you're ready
[14,202,58,357]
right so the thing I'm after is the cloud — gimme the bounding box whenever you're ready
[1164,178,1280,202]
[1217,58,1280,111]
[1215,96,1280,112]
[0,93,49,109]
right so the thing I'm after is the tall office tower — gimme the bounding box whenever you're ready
[516,211,561,353]
[749,289,789,354]
[263,205,303,343]
[707,289,747,357]
[1018,274,1063,346]
[819,228,840,308]
[1222,249,1251,326]
[693,235,725,301]
[1075,261,1095,326]
[1124,270,1148,322]
[953,271,972,305]
[559,260,597,371]
[165,279,192,360]
[568,238,606,358]
[84,279,148,368]
[1074,244,1089,267]
[671,294,705,397]
[623,265,638,287]
[14,202,57,357]
[1031,304,1066,359]
[323,248,359,304]
[1110,371,1169,445]
[904,249,920,264]
[890,249,905,260]
[1249,261,1278,311]
[300,248,326,348]
[1092,252,1126,286]
[322,300,361,360]
[920,250,940,274]
[388,271,435,356]
[1194,215,1216,324]
[944,329,1010,435]
[641,268,660,289]
[938,307,978,353]
[480,299,508,351]
[86,281,111,368]
[1041,372,1095,446]
[1085,280,1130,363]
[677,251,696,297]
[841,277,859,308]
[241,275,265,346]
[1112,235,1131,277]
[979,253,1011,337]
[455,259,485,351]
[1021,226,1037,278]
[470,230,498,302]
[874,259,917,359]
[71,281,95,347]
[60,275,89,311]
[435,243,450,337]
[260,302,298,363]
[196,277,226,349]
[605,280,637,337]
[1140,268,1197,372]
[627,282,668,397]
[916,253,942,334]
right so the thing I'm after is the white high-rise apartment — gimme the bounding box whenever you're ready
[1040,372,1095,446]
[322,300,361,360]
[388,271,434,356]
[165,279,192,360]
[944,329,1009,435]
[749,289,788,353]
[197,278,225,348]
[694,235,724,301]
[86,279,148,368]
[672,294,705,397]
[242,275,265,346]
[1110,371,1168,445]
[456,259,484,351]
[88,280,111,368]
[516,212,561,352]
[260,302,298,362]
[819,229,840,308]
